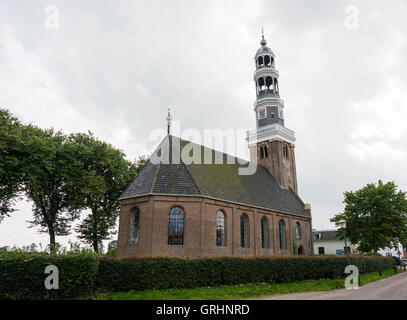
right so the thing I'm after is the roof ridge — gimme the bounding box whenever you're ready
[150,161,161,194]
[180,158,203,196]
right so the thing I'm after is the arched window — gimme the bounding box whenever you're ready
[260,145,268,159]
[266,76,273,90]
[261,217,269,249]
[129,207,140,246]
[216,211,226,247]
[279,220,286,250]
[258,77,265,91]
[168,206,184,245]
[240,214,249,248]
[264,55,270,67]
[296,222,301,240]
[258,56,264,68]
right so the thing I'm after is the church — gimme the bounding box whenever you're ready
[117,34,312,257]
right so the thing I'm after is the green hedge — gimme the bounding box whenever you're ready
[0,251,99,300]
[95,255,395,292]
[0,252,395,299]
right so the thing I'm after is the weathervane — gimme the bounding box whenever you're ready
[166,108,172,135]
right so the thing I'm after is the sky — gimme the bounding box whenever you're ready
[1,0,407,250]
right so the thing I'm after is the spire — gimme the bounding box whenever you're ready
[260,27,267,46]
[166,108,172,135]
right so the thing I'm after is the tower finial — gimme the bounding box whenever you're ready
[166,108,172,135]
[260,27,267,46]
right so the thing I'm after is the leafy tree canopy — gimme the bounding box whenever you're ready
[70,132,142,252]
[331,180,407,253]
[0,108,25,220]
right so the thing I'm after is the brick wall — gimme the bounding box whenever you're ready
[117,195,312,258]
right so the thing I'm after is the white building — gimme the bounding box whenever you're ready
[312,229,404,258]
[313,230,357,255]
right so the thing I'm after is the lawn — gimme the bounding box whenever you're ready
[96,268,403,300]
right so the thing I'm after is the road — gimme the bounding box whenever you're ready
[259,271,407,300]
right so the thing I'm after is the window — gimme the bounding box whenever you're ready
[264,55,270,67]
[216,211,226,247]
[295,222,301,240]
[261,217,269,249]
[283,145,289,159]
[318,247,325,255]
[314,233,321,241]
[240,214,249,248]
[279,220,286,250]
[168,206,184,245]
[260,145,268,159]
[129,207,140,246]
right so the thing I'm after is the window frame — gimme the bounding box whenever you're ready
[240,214,249,248]
[216,210,226,247]
[129,207,140,246]
[168,206,185,246]
[295,222,301,240]
[279,220,286,250]
[261,216,269,249]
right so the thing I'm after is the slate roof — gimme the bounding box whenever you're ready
[120,135,309,218]
[313,230,340,241]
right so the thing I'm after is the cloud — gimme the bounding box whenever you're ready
[1,0,407,246]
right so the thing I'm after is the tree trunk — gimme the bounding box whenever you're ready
[93,239,99,253]
[92,208,99,253]
[49,229,56,254]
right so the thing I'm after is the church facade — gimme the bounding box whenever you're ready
[117,34,312,258]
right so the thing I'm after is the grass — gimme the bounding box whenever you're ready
[96,268,404,300]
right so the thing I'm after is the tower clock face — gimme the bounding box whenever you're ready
[258,107,266,120]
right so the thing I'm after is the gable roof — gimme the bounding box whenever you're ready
[313,230,340,241]
[120,135,309,218]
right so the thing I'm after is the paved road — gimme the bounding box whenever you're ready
[259,271,407,300]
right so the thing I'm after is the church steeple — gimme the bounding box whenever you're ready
[253,32,284,128]
[247,31,298,193]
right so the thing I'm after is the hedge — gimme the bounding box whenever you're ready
[95,255,395,293]
[0,251,99,300]
[0,253,395,299]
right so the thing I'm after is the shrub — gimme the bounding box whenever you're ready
[95,255,395,293]
[0,250,99,300]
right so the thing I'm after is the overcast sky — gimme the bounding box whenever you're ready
[1,0,407,250]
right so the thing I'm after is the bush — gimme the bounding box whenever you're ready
[0,250,99,300]
[95,255,395,293]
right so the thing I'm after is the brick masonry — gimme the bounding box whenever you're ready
[256,139,298,193]
[117,195,312,258]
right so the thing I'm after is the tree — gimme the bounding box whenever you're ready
[0,108,25,221]
[331,180,407,253]
[22,126,84,252]
[70,132,140,252]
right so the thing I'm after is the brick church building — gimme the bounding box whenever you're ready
[117,33,312,257]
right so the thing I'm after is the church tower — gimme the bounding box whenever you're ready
[247,32,298,193]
